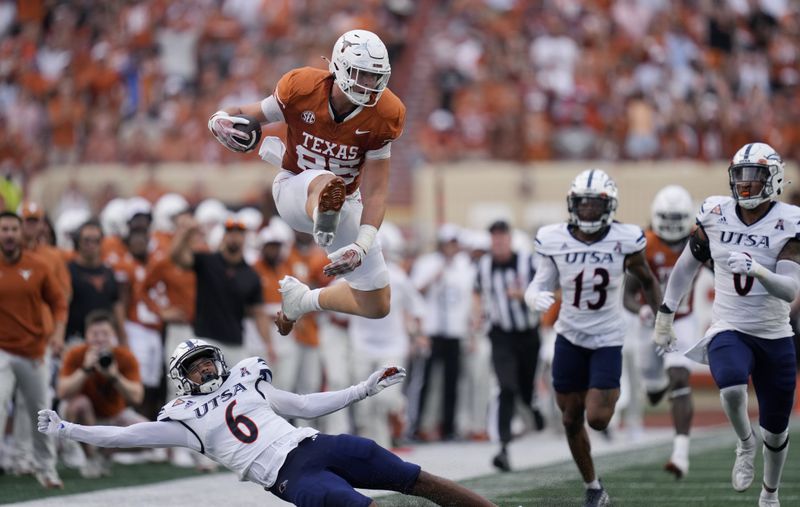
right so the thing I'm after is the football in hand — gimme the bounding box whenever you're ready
[231,114,262,152]
[379,367,399,382]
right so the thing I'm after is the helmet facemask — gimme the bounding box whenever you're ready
[652,210,693,241]
[728,163,773,210]
[168,344,229,396]
[727,142,785,210]
[568,194,617,234]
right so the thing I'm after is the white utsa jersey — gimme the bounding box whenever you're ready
[535,222,646,349]
[157,357,317,486]
[695,196,799,342]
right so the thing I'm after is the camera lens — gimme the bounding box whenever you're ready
[98,353,113,368]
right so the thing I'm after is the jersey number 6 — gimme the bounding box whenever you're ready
[225,400,259,444]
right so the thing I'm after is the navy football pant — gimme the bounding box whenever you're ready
[269,433,421,507]
[708,331,796,433]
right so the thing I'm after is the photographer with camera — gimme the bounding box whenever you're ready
[57,310,145,478]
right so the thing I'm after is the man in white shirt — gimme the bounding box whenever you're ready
[409,224,475,441]
[349,223,426,448]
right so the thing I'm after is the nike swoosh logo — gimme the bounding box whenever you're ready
[355,129,370,135]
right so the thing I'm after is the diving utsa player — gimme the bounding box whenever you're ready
[524,169,662,507]
[654,142,798,507]
[38,339,494,507]
[208,29,405,336]
[623,185,698,479]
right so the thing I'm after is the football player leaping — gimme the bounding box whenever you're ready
[39,339,494,507]
[654,142,798,507]
[525,169,662,507]
[623,185,699,479]
[207,30,404,335]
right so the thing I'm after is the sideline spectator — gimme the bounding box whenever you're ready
[57,310,145,478]
[171,215,275,365]
[66,220,127,345]
[0,211,67,488]
[408,224,474,441]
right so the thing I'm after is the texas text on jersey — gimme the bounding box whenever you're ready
[535,222,646,349]
[273,67,405,195]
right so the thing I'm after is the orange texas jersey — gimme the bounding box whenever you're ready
[644,229,694,318]
[275,67,406,195]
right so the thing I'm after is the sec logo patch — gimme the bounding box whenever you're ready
[301,111,315,124]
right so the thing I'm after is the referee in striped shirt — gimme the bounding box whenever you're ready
[474,220,544,472]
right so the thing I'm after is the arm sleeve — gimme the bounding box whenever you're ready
[365,142,391,160]
[662,246,703,311]
[260,95,285,123]
[528,254,558,293]
[265,382,365,419]
[753,260,800,303]
[64,421,198,450]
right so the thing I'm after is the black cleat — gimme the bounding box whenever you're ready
[492,451,511,472]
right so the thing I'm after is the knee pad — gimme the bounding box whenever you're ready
[761,427,790,453]
[719,384,748,406]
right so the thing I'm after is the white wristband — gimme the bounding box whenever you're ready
[355,225,378,253]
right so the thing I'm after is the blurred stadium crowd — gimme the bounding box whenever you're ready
[0,0,798,193]
[0,0,412,180]
[419,0,800,162]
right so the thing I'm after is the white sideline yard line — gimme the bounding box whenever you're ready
[9,425,730,507]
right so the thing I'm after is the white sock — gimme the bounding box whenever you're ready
[719,385,753,442]
[300,288,323,314]
[761,427,789,491]
[584,479,600,490]
[673,434,689,458]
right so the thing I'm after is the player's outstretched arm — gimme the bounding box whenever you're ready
[524,255,557,312]
[267,366,406,419]
[37,410,198,451]
[728,238,800,302]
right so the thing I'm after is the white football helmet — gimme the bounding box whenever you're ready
[329,29,391,107]
[728,142,785,209]
[153,193,189,233]
[126,196,153,224]
[651,185,694,242]
[236,207,263,232]
[100,198,128,237]
[567,169,618,234]
[55,208,92,250]
[195,198,229,231]
[167,339,229,396]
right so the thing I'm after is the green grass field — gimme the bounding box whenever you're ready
[381,429,800,506]
[3,428,797,506]
[0,462,223,504]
